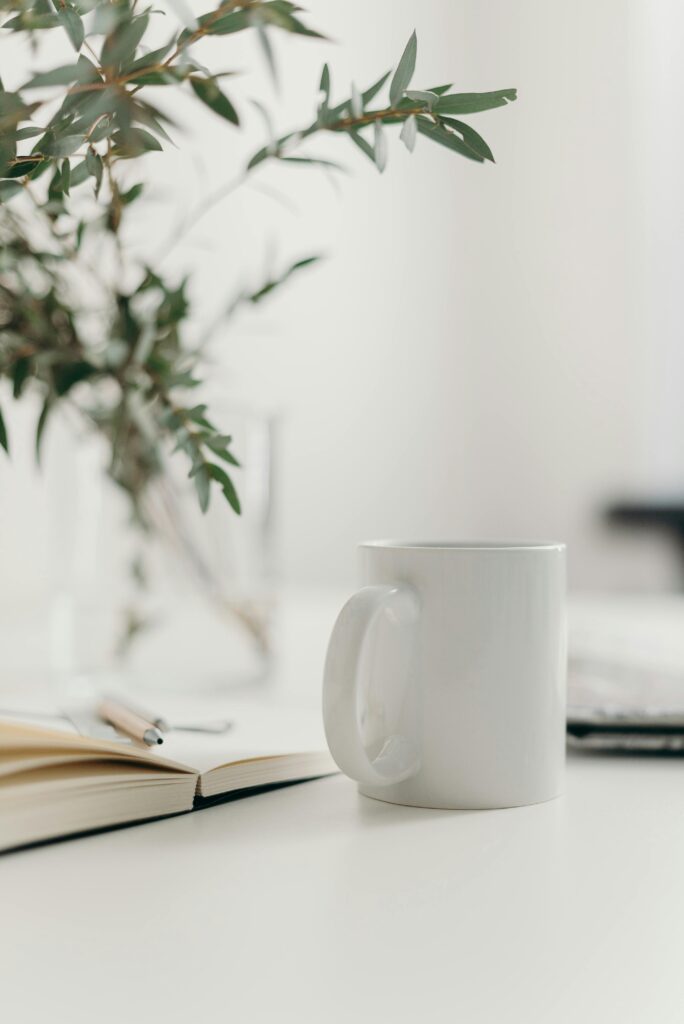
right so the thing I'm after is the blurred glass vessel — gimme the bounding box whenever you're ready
[36,406,277,693]
[141,406,277,689]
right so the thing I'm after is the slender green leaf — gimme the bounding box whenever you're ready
[207,463,241,514]
[434,88,517,115]
[45,135,83,158]
[440,116,494,162]
[256,24,277,85]
[113,127,163,156]
[57,7,84,52]
[400,114,417,152]
[35,397,51,464]
[181,9,251,41]
[11,356,30,398]
[405,89,439,111]
[70,159,89,187]
[280,156,345,172]
[374,122,387,172]
[363,71,391,106]
[101,14,149,70]
[0,180,22,201]
[4,158,42,178]
[23,64,93,89]
[13,126,43,140]
[348,129,375,163]
[190,77,239,125]
[259,3,325,39]
[0,406,8,455]
[319,63,330,100]
[389,30,417,107]
[3,13,58,31]
[86,148,103,189]
[426,84,453,96]
[415,117,485,162]
[121,182,144,204]
[245,254,321,304]
[126,41,175,73]
[193,463,211,512]
[205,439,240,467]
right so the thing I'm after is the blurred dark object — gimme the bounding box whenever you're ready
[568,707,684,753]
[607,500,684,582]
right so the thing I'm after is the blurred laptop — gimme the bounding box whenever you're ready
[568,594,684,751]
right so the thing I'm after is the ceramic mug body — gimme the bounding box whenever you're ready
[323,541,566,809]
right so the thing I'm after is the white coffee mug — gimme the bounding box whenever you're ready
[323,540,566,809]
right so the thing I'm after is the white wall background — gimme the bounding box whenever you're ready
[2,0,684,598]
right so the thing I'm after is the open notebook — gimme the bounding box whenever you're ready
[0,703,336,852]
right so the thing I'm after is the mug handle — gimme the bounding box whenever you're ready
[322,584,421,787]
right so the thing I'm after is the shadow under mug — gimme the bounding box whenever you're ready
[323,540,566,810]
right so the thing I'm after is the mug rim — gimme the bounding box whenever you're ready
[359,539,565,552]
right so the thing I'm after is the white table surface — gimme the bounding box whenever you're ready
[3,591,684,1023]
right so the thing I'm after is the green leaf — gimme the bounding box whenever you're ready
[245,254,321,304]
[85,148,103,187]
[70,159,89,187]
[0,180,22,201]
[23,63,93,89]
[207,463,241,514]
[112,127,163,156]
[12,356,31,398]
[181,9,251,41]
[193,463,211,513]
[400,114,417,153]
[440,116,494,162]
[126,41,175,73]
[415,117,485,162]
[120,182,144,204]
[4,158,42,178]
[101,14,150,70]
[374,122,387,172]
[13,126,43,140]
[348,129,375,164]
[57,7,84,52]
[256,24,277,85]
[405,89,439,111]
[45,135,83,158]
[434,89,517,115]
[0,91,36,133]
[3,12,58,31]
[0,406,8,455]
[190,77,239,125]
[259,2,325,39]
[90,117,114,143]
[319,63,330,100]
[206,437,240,466]
[279,156,345,172]
[363,71,391,106]
[35,397,51,464]
[187,404,212,428]
[389,30,417,107]
[426,84,453,96]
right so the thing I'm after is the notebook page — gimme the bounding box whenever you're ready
[153,701,330,775]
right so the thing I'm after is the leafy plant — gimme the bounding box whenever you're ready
[0,1,516,522]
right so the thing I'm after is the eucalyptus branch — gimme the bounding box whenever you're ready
[0,0,516,518]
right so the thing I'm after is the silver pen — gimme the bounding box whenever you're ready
[98,698,164,746]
